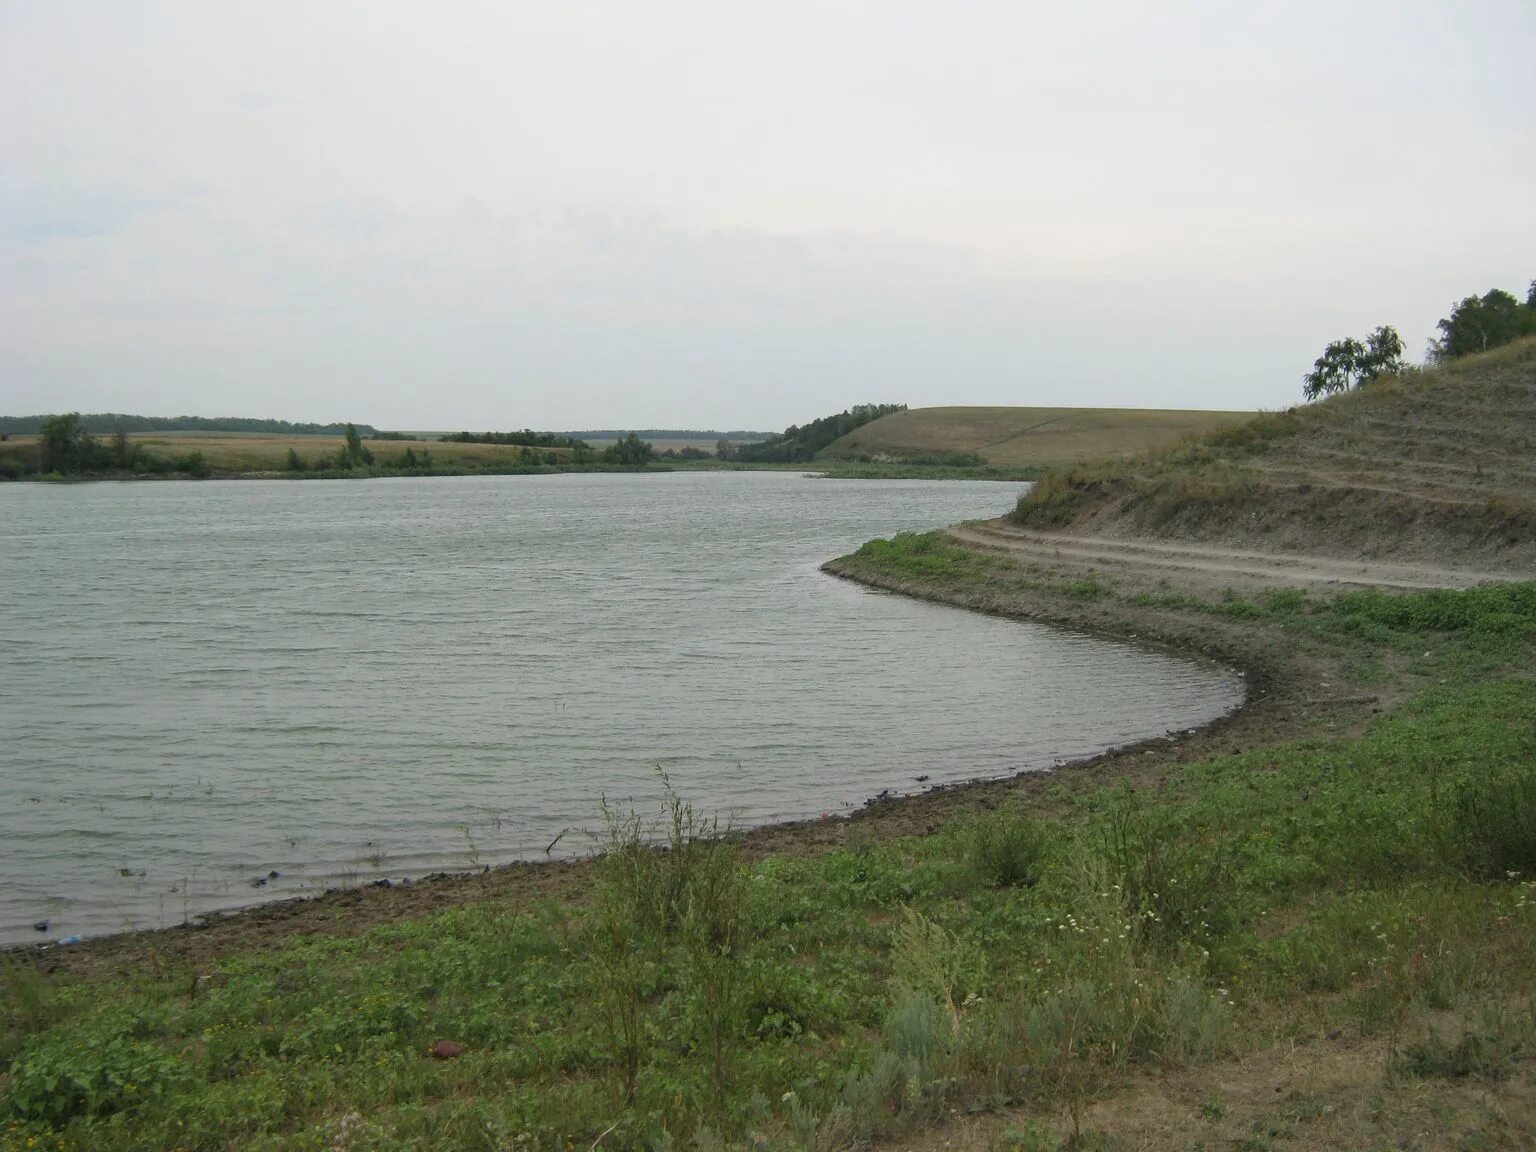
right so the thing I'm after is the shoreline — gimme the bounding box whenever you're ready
[0,461,1041,485]
[23,547,1306,982]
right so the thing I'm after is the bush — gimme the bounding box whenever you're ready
[969,808,1051,888]
[1394,1002,1534,1081]
[1096,791,1233,952]
[1012,472,1082,527]
[7,1023,189,1125]
[175,451,211,478]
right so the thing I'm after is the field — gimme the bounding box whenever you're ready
[585,437,721,454]
[0,433,576,473]
[820,406,1250,468]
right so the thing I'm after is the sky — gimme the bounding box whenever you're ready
[2,2,1533,430]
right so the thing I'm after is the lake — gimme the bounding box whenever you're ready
[0,472,1242,943]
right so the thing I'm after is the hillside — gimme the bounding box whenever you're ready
[1011,338,1536,571]
[819,405,1249,467]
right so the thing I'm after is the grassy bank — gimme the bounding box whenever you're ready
[1007,339,1536,570]
[0,434,1042,484]
[4,545,1534,1150]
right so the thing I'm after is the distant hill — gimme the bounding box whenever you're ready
[820,405,1249,468]
[558,429,769,441]
[0,413,377,437]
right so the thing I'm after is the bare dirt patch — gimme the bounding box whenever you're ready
[946,518,1518,598]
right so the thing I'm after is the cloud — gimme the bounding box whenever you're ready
[1,0,1533,424]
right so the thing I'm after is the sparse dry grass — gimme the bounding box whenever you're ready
[1010,339,1536,569]
[821,406,1250,468]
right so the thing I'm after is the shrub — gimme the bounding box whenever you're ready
[175,450,211,478]
[1096,791,1233,952]
[969,808,1051,888]
[1394,1002,1534,1081]
[7,1024,189,1125]
[1012,472,1083,527]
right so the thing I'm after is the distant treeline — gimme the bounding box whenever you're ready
[0,413,378,437]
[438,429,588,449]
[720,404,906,463]
[564,429,769,441]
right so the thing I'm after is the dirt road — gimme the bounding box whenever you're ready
[947,518,1515,597]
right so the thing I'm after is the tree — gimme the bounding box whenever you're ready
[1302,326,1404,401]
[1302,337,1365,400]
[39,412,102,473]
[285,448,305,472]
[1429,288,1536,361]
[1361,325,1405,379]
[602,432,655,466]
[111,425,132,470]
[338,423,374,469]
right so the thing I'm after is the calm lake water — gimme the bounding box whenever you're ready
[0,473,1241,943]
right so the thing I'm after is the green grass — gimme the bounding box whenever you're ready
[4,577,1535,1149]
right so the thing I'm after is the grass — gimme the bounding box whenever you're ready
[3,574,1535,1149]
[819,406,1250,469]
[1007,338,1536,555]
[0,433,585,476]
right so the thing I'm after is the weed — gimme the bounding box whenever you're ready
[1442,762,1536,879]
[969,807,1052,888]
[1393,1001,1534,1081]
[1096,789,1232,953]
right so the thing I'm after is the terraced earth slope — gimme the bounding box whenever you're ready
[1009,338,1536,575]
[820,405,1249,468]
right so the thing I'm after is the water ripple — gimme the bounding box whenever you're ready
[0,473,1241,943]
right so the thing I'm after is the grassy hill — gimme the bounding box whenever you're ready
[820,405,1249,468]
[1013,338,1536,569]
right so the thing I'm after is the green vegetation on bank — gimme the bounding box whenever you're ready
[4,561,1534,1149]
[0,419,667,481]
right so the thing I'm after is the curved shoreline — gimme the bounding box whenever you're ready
[16,539,1328,982]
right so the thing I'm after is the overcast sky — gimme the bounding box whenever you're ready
[2,2,1532,429]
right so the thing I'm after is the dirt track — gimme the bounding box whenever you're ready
[947,518,1515,597]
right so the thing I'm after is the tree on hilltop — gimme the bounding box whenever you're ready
[1302,325,1404,400]
[1429,286,1536,362]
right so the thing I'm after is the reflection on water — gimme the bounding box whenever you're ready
[0,472,1241,942]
